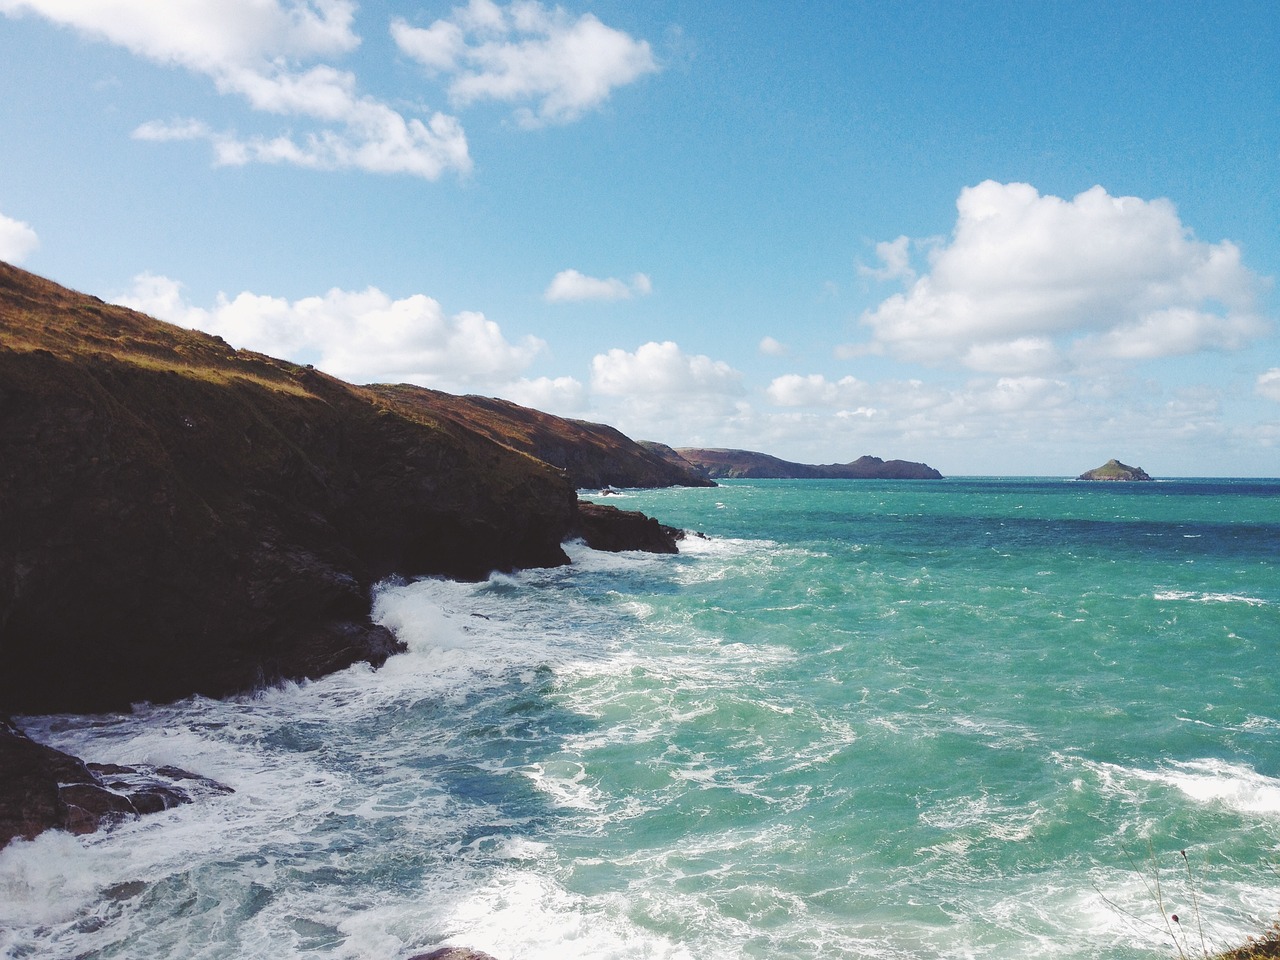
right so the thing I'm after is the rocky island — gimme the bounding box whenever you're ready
[1076,459,1153,481]
[0,261,699,846]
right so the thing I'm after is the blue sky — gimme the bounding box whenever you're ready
[1,0,1277,476]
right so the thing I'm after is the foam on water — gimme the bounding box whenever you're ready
[4,478,1279,959]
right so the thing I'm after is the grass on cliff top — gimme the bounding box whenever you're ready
[1,262,315,398]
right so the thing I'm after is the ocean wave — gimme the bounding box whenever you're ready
[1154,590,1270,606]
[1075,755,1280,817]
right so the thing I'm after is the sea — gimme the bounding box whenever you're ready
[2,477,1279,960]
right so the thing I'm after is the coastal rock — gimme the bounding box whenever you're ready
[0,719,232,848]
[676,448,943,480]
[0,262,706,850]
[408,950,501,960]
[1076,458,1153,481]
[572,501,683,554]
[0,261,577,714]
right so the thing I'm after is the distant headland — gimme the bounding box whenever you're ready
[1076,459,1153,481]
[662,447,943,481]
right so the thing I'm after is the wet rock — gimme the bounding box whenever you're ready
[0,718,233,849]
[572,500,683,554]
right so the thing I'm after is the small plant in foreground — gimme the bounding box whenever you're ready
[1097,847,1280,959]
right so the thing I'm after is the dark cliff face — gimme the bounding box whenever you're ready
[675,448,943,480]
[0,262,578,714]
[365,386,715,490]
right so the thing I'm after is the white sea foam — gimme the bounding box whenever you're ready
[1074,755,1280,818]
[1154,589,1270,606]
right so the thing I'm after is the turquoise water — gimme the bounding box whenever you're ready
[2,478,1278,959]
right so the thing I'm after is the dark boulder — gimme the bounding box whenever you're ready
[572,501,683,554]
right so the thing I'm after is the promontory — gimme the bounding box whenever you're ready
[0,261,705,717]
[670,447,943,480]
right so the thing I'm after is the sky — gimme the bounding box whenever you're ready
[1,0,1277,477]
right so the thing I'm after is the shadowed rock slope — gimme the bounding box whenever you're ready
[675,447,943,480]
[365,386,714,490]
[0,261,588,714]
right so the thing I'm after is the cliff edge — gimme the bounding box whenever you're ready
[0,262,583,714]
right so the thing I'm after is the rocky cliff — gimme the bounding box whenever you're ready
[0,262,674,715]
[674,448,943,480]
[365,386,714,490]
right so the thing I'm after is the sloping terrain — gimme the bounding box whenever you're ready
[366,386,714,490]
[0,262,579,713]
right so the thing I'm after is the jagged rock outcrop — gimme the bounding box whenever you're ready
[572,501,683,554]
[409,949,501,960]
[675,448,943,480]
[1076,459,1153,481]
[0,262,582,713]
[0,718,231,848]
[365,386,715,490]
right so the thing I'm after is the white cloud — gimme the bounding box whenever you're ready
[758,336,787,357]
[0,0,360,69]
[766,373,866,408]
[115,272,544,389]
[502,374,586,413]
[854,182,1270,374]
[590,340,741,396]
[1076,308,1265,362]
[544,268,651,303]
[2,0,471,179]
[393,0,658,127]
[1258,369,1280,403]
[857,235,915,282]
[0,209,39,263]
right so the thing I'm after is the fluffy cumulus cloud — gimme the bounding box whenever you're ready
[0,0,471,178]
[544,268,651,303]
[392,0,658,127]
[854,182,1270,374]
[0,209,39,263]
[115,272,546,390]
[590,340,742,397]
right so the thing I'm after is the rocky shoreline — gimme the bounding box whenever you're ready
[0,262,698,850]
